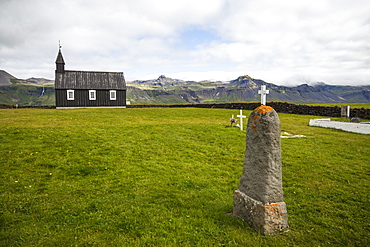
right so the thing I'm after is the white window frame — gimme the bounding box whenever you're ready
[110,90,116,100]
[67,90,74,100]
[89,90,96,100]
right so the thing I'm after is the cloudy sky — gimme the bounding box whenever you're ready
[1,0,369,85]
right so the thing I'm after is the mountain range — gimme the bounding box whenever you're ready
[126,75,370,104]
[1,70,369,105]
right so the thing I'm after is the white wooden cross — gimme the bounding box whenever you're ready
[258,85,269,105]
[237,109,246,130]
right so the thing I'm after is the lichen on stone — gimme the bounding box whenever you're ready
[255,105,274,114]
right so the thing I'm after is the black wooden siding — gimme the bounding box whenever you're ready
[55,69,126,108]
[56,89,126,108]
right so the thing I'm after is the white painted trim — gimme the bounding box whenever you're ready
[89,90,96,100]
[67,90,74,100]
[110,90,116,100]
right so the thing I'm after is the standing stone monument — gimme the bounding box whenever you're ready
[233,105,289,235]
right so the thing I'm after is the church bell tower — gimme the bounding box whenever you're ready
[55,42,65,73]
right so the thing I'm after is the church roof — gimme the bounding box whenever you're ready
[55,49,65,64]
[55,70,126,90]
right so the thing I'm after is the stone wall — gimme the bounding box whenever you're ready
[1,102,369,119]
[128,102,370,120]
[0,104,56,109]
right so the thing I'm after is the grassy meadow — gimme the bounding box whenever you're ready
[0,108,369,246]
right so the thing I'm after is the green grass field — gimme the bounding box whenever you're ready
[1,108,369,246]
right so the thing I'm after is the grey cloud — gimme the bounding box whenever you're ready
[0,0,369,85]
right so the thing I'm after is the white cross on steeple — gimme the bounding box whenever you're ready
[258,85,269,105]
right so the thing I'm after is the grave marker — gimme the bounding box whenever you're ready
[233,105,289,235]
[258,85,269,105]
[341,105,350,118]
[237,110,246,130]
[309,118,370,134]
[230,114,237,127]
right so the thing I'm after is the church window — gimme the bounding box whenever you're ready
[110,90,116,100]
[67,90,74,100]
[89,90,96,100]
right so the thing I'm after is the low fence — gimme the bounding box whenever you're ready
[1,102,369,119]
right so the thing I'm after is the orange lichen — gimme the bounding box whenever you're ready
[264,202,284,213]
[253,115,259,120]
[254,105,274,114]
[252,123,257,132]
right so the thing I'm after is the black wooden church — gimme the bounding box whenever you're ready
[55,47,127,109]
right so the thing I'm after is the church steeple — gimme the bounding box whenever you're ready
[55,42,65,73]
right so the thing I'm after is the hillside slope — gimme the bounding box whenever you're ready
[0,85,55,105]
[127,75,370,104]
[0,70,17,85]
[1,70,369,105]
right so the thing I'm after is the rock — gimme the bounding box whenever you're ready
[233,105,288,235]
[350,117,361,123]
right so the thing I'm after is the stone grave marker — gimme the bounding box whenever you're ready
[309,118,370,134]
[341,105,350,118]
[233,105,289,235]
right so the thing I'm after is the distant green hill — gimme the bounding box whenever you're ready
[1,70,369,105]
[127,75,370,105]
[0,70,55,106]
[0,83,55,106]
